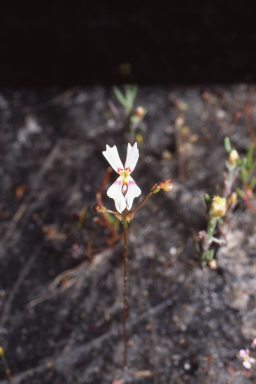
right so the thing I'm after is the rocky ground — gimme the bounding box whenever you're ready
[0,85,256,384]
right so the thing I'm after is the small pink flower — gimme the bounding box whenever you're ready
[252,338,256,345]
[103,143,141,213]
[239,349,255,369]
[239,349,249,358]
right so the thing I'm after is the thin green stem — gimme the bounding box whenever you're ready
[197,217,219,268]
[227,169,234,186]
[0,350,11,382]
[206,218,218,242]
[122,210,129,371]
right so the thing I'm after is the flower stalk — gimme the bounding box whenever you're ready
[94,143,173,369]
[195,196,227,269]
[122,209,129,370]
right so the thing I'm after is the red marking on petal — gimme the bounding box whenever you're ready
[125,167,131,172]
[117,168,124,173]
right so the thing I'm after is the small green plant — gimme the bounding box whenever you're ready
[113,85,138,117]
[224,137,256,211]
[112,85,147,140]
[193,195,227,269]
[94,142,172,370]
[193,137,256,269]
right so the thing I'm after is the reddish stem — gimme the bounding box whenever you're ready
[122,210,129,370]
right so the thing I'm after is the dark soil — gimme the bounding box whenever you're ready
[0,85,256,384]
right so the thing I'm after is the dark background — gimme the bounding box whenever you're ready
[1,1,256,86]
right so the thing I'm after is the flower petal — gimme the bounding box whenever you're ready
[103,145,124,173]
[243,360,252,369]
[125,142,139,173]
[107,177,126,213]
[239,350,246,358]
[125,176,141,210]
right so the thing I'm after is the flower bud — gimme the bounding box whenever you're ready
[227,149,239,166]
[208,259,217,269]
[131,107,146,125]
[151,184,161,194]
[209,196,227,218]
[228,192,237,207]
[135,133,143,146]
[151,179,173,194]
[175,116,184,129]
[161,179,173,192]
[134,106,145,118]
[93,204,107,213]
[198,230,206,240]
[0,346,3,356]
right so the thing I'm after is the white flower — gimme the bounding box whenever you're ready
[103,143,141,213]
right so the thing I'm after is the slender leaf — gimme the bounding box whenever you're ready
[204,193,211,209]
[224,137,232,154]
[125,85,137,114]
[236,187,243,197]
[250,176,256,189]
[113,86,127,109]
[246,143,254,171]
[240,167,247,184]
[252,160,256,170]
